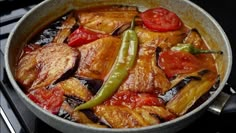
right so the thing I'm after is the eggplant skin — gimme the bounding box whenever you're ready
[16,43,80,92]
[58,96,110,128]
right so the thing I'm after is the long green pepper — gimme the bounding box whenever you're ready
[74,17,138,111]
[171,43,223,55]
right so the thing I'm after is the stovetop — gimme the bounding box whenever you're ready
[1,0,236,133]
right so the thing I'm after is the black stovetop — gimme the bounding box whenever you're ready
[1,0,236,133]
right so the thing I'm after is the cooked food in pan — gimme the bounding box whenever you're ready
[15,5,222,128]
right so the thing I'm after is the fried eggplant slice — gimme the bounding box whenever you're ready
[135,26,189,49]
[16,43,79,92]
[77,5,138,34]
[31,43,79,90]
[141,106,176,121]
[77,77,103,95]
[134,108,160,125]
[16,50,38,90]
[119,54,156,93]
[95,105,149,128]
[76,36,121,80]
[119,47,170,93]
[58,96,110,127]
[56,77,92,101]
[183,29,205,49]
[53,12,77,43]
[117,26,188,93]
[166,70,218,115]
[59,101,94,123]
[94,105,175,128]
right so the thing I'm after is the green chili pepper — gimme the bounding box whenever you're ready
[74,17,138,111]
[171,43,223,55]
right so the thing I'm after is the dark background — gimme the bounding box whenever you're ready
[190,0,236,88]
[1,0,236,133]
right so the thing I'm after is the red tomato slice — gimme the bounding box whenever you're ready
[68,26,108,47]
[28,87,64,114]
[140,7,183,32]
[158,50,201,78]
[104,91,164,108]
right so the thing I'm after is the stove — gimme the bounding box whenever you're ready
[1,0,236,133]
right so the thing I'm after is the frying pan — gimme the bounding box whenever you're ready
[4,0,234,132]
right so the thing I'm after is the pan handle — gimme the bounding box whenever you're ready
[208,83,236,115]
[221,93,236,115]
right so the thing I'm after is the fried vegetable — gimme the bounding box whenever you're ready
[134,108,160,125]
[76,36,121,80]
[31,43,79,90]
[16,43,80,92]
[58,101,76,121]
[53,12,77,43]
[135,26,189,49]
[166,70,218,115]
[77,77,103,95]
[58,96,110,127]
[171,43,223,55]
[58,100,94,124]
[183,29,219,73]
[75,17,138,110]
[56,77,93,101]
[77,5,138,34]
[141,106,176,121]
[94,105,148,128]
[94,105,176,128]
[16,49,38,90]
[159,76,201,102]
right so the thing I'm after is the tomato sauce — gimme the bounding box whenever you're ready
[104,90,164,108]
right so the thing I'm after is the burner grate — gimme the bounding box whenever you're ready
[0,2,61,133]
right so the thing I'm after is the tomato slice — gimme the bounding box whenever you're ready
[104,91,164,108]
[68,26,108,47]
[140,7,183,32]
[27,87,64,114]
[158,50,201,78]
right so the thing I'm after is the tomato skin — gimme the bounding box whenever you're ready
[140,7,183,32]
[104,91,164,108]
[158,50,201,78]
[27,87,64,114]
[68,26,107,47]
